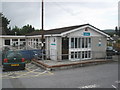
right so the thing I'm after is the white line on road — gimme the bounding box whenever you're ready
[115,81,120,84]
[112,85,117,89]
[78,84,99,88]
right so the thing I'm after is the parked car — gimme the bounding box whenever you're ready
[2,50,26,71]
[106,46,118,55]
[33,50,46,60]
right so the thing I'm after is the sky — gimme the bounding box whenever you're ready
[1,0,119,30]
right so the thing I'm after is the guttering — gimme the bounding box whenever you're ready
[45,34,61,37]
[0,35,26,38]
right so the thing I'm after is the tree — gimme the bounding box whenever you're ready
[118,27,120,37]
[20,24,35,35]
[0,13,11,35]
[115,26,120,37]
[11,26,21,35]
[115,26,118,34]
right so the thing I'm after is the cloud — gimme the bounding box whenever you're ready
[1,0,118,30]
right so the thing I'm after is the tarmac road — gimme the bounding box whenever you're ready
[2,62,119,88]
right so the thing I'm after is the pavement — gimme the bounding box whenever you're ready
[39,59,114,66]
[32,58,114,71]
[2,62,119,88]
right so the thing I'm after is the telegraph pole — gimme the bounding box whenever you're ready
[41,0,44,31]
[41,0,44,60]
[41,0,44,50]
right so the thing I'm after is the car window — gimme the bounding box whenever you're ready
[6,51,22,59]
[107,46,113,50]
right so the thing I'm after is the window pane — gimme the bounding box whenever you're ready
[82,51,84,58]
[78,38,81,48]
[85,38,88,48]
[85,51,87,58]
[20,39,25,41]
[75,52,77,58]
[12,39,18,41]
[88,38,91,48]
[71,38,74,48]
[78,51,81,58]
[5,39,10,45]
[82,38,84,48]
[88,51,91,58]
[75,38,77,48]
[36,39,38,41]
[71,52,74,59]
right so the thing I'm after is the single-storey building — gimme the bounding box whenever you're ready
[0,24,112,61]
[27,24,112,61]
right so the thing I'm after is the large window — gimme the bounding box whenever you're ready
[71,51,91,60]
[70,37,92,60]
[71,37,91,49]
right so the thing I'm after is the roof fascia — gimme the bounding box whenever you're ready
[61,25,111,38]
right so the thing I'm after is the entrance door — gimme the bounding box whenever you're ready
[62,37,69,60]
[50,37,57,60]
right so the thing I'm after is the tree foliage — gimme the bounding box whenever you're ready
[11,24,35,35]
[20,24,35,35]
[10,26,21,35]
[0,13,11,35]
[115,26,120,37]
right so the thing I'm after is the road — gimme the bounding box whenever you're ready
[2,62,119,88]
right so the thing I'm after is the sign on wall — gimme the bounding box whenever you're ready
[50,38,56,45]
[83,32,90,36]
[51,43,56,45]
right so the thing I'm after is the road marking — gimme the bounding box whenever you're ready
[78,84,99,88]
[115,81,120,84]
[34,70,54,76]
[25,67,31,72]
[28,68,41,73]
[112,85,117,89]
[2,70,54,79]
[2,63,54,79]
[26,65,36,69]
[2,71,28,77]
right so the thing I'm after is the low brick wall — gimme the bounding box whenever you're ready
[32,59,114,71]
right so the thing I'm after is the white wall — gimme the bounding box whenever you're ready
[0,37,4,49]
[68,27,103,37]
[67,27,107,60]
[46,36,62,61]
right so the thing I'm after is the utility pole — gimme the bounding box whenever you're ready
[42,0,44,31]
[41,0,44,60]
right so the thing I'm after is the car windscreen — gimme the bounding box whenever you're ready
[107,46,113,50]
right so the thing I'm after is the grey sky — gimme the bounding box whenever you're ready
[1,0,118,30]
